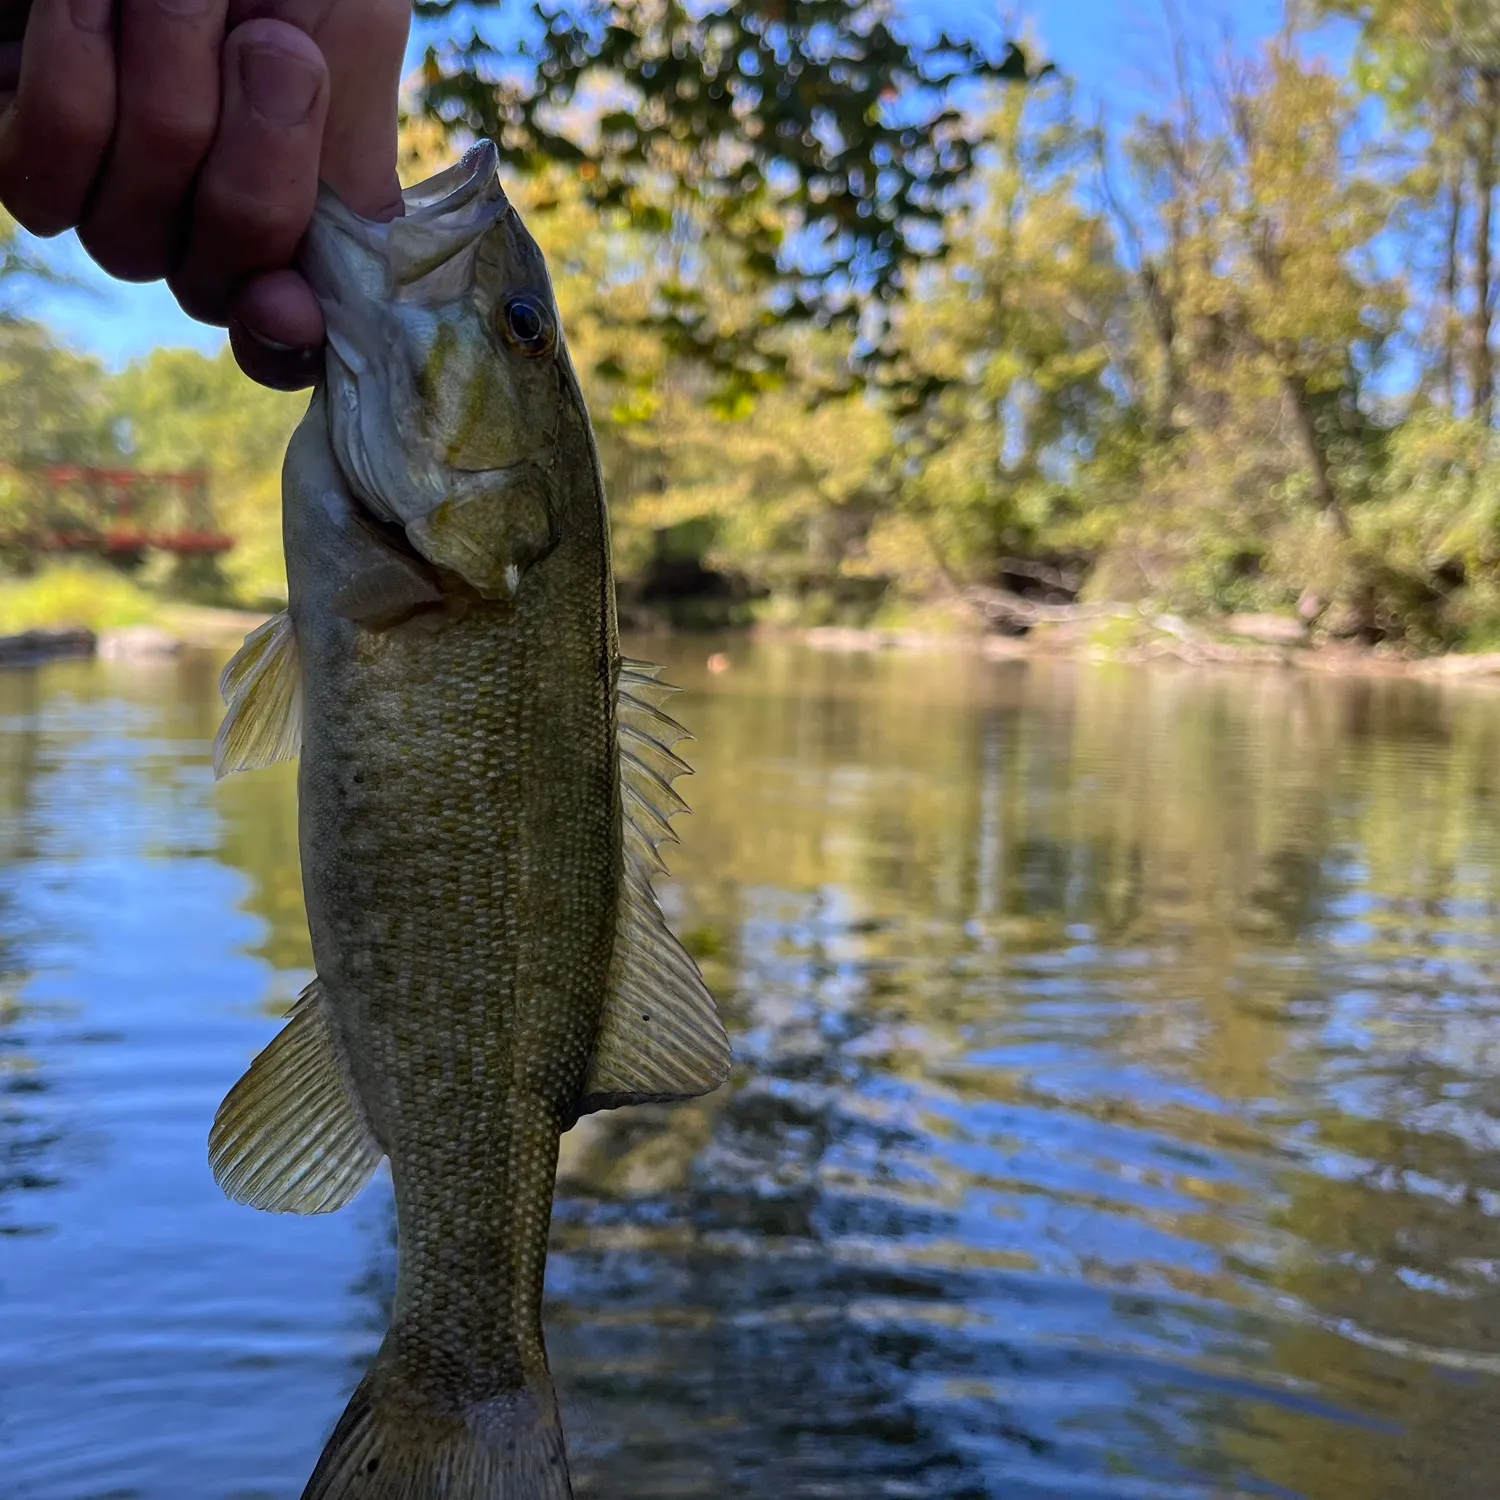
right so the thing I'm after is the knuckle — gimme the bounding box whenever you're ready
[200,181,307,250]
[370,0,412,45]
[130,103,217,163]
[39,91,113,158]
[225,1,336,30]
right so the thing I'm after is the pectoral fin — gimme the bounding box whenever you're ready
[209,979,383,1215]
[331,557,446,626]
[579,659,731,1115]
[213,610,302,779]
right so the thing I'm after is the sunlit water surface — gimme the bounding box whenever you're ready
[3,641,1500,1498]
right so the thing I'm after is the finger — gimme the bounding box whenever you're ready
[228,317,324,391]
[169,18,327,326]
[0,0,115,237]
[79,0,233,283]
[228,0,409,220]
[227,269,323,389]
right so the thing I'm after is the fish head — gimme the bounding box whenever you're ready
[301,140,574,599]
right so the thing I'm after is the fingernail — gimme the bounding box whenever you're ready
[239,44,322,128]
[229,320,323,391]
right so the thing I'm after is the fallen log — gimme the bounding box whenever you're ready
[0,627,96,666]
[963,585,1133,631]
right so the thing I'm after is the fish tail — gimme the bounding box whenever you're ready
[301,1357,573,1500]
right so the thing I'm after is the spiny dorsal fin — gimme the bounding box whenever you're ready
[209,978,383,1215]
[213,610,302,780]
[579,658,731,1115]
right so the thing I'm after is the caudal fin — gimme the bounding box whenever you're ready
[301,1363,573,1500]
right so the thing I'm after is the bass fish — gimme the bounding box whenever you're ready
[207,141,731,1499]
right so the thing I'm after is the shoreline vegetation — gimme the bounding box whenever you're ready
[5,8,1500,674]
[12,595,1500,683]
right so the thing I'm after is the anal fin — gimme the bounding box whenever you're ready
[580,871,732,1113]
[210,979,383,1215]
[579,657,731,1115]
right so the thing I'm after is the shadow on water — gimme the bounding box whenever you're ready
[5,642,1500,1497]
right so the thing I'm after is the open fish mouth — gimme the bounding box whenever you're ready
[401,139,503,218]
[388,141,513,287]
[297,140,524,546]
[305,139,513,297]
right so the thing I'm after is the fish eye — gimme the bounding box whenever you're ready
[501,294,554,357]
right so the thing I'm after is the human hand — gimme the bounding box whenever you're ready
[0,0,411,390]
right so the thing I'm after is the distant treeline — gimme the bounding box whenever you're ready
[4,1,1500,648]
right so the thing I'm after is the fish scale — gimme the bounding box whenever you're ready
[204,141,731,1499]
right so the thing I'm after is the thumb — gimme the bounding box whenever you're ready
[229,0,410,221]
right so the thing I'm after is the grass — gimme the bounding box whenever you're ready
[0,562,159,636]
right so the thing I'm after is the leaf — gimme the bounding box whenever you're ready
[414,2,1045,380]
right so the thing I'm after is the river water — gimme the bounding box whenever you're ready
[2,640,1499,1498]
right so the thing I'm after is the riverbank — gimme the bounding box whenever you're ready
[778,610,1500,681]
[8,598,1500,683]
[0,604,270,667]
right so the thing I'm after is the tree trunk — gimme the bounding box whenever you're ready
[1471,69,1498,424]
[1281,372,1350,539]
[1444,145,1464,412]
[1279,371,1380,637]
[1141,264,1181,437]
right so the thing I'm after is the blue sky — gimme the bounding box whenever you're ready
[27,0,1294,369]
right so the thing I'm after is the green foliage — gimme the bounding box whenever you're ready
[1354,412,1500,647]
[0,319,115,473]
[109,348,306,606]
[5,3,1500,651]
[1311,0,1500,421]
[414,0,1047,375]
[890,75,1130,581]
[0,561,156,634]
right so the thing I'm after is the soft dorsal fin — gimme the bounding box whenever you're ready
[214,610,302,780]
[578,658,732,1115]
[209,978,383,1214]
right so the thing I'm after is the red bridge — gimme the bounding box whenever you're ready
[1,464,234,558]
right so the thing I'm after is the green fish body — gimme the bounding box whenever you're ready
[207,143,730,1500]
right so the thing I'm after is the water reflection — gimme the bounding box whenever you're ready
[0,669,58,1237]
[3,644,1500,1497]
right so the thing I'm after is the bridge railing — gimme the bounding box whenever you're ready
[0,465,234,557]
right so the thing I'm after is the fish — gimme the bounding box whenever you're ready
[206,140,732,1500]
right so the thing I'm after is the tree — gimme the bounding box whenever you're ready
[109,348,305,604]
[1084,21,1403,627]
[889,74,1131,597]
[413,0,1047,378]
[1317,0,1500,421]
[0,209,109,471]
